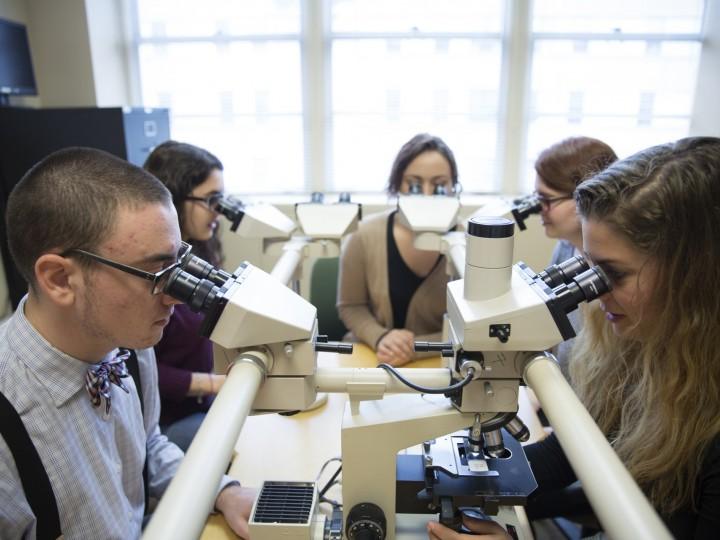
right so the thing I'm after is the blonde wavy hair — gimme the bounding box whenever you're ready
[571,137,720,514]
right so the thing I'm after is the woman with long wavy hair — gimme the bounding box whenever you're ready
[427,137,720,539]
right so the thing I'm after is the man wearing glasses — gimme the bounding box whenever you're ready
[0,147,254,538]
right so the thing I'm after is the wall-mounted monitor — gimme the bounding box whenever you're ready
[0,17,37,105]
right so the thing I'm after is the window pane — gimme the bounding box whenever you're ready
[333,117,498,194]
[331,38,502,192]
[331,0,503,33]
[171,116,305,194]
[137,0,300,37]
[524,116,690,191]
[138,40,304,193]
[524,39,701,192]
[533,0,705,34]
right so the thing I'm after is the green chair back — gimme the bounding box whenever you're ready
[309,257,348,341]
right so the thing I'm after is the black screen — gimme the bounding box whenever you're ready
[0,18,37,96]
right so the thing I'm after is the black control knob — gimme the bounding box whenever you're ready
[346,502,386,540]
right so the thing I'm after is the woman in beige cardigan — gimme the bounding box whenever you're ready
[337,133,459,366]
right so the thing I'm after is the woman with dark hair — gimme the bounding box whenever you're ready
[427,137,720,539]
[534,136,618,374]
[337,133,459,366]
[143,140,227,451]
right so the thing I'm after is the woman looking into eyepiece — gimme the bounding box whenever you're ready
[337,133,459,366]
[427,137,720,539]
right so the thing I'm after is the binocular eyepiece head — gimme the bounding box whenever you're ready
[406,182,451,196]
[161,254,234,314]
[510,194,542,231]
[213,196,245,232]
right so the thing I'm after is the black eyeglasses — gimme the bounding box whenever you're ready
[535,192,574,210]
[62,241,192,295]
[186,193,223,211]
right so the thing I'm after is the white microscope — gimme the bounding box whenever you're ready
[213,192,361,292]
[143,217,672,540]
[395,184,466,278]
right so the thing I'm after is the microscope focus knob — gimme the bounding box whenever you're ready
[346,502,386,540]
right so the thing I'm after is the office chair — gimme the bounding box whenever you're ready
[309,257,348,342]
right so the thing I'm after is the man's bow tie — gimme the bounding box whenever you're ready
[85,349,131,415]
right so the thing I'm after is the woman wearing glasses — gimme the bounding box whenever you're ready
[428,138,720,540]
[337,133,459,367]
[534,136,617,376]
[143,141,227,451]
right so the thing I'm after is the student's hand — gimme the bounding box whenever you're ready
[426,516,511,540]
[211,373,227,395]
[214,483,256,539]
[377,329,415,366]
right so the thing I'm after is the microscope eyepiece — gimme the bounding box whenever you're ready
[552,266,611,314]
[181,254,233,287]
[162,267,221,314]
[510,194,542,231]
[537,255,590,288]
[214,196,245,232]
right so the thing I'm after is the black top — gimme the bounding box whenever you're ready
[387,211,441,329]
[524,432,720,538]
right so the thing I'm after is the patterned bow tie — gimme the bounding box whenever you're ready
[85,349,131,415]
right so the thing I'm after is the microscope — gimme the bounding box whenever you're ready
[395,182,466,277]
[143,217,672,540]
[209,191,361,293]
[509,194,542,231]
[212,193,296,239]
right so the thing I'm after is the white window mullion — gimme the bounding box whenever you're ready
[301,0,327,192]
[498,0,532,194]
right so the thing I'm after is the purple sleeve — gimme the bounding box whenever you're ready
[154,304,213,403]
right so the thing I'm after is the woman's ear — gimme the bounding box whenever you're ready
[33,254,80,307]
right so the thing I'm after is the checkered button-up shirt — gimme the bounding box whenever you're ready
[0,298,185,539]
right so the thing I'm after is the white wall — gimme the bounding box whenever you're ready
[24,0,96,106]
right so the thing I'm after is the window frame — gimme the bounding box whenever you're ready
[127,0,709,195]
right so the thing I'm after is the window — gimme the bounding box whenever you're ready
[134,0,304,193]
[524,0,705,190]
[330,0,504,192]
[131,0,708,195]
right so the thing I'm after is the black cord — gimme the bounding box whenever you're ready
[319,464,342,498]
[316,458,343,509]
[376,364,475,394]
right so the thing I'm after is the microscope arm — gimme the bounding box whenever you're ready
[142,350,270,540]
[270,236,310,286]
[443,230,466,278]
[314,366,451,394]
[524,354,672,540]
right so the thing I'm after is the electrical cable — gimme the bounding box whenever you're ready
[315,457,343,509]
[376,364,475,394]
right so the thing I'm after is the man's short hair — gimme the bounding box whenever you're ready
[6,147,172,289]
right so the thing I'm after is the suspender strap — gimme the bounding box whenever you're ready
[123,348,150,514]
[0,391,62,540]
